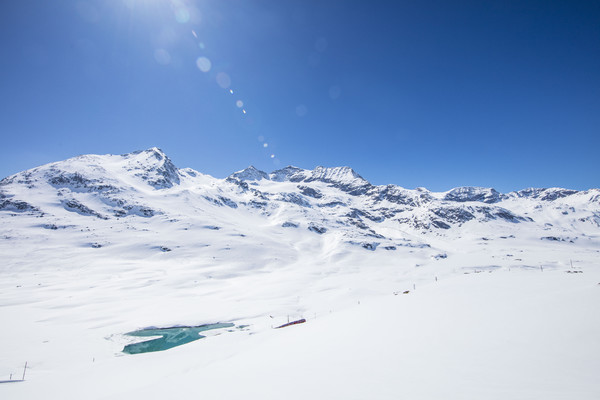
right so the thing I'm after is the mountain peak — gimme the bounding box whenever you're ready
[229,166,270,181]
[121,147,180,188]
[127,147,167,161]
[270,166,309,182]
[512,187,579,201]
[299,166,372,196]
[307,166,369,185]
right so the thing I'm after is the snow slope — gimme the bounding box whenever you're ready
[1,148,599,399]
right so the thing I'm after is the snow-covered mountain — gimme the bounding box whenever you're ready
[2,148,599,399]
[2,147,599,247]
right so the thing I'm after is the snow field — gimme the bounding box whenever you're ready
[2,255,599,399]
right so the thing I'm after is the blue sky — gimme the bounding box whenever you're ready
[1,0,599,192]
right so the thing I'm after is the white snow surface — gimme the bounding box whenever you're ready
[1,148,599,399]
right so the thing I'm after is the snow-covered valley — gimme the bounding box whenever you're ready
[1,148,599,399]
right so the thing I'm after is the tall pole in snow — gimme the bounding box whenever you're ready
[22,361,27,381]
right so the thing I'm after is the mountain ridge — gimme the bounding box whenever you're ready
[2,147,597,196]
[2,148,599,252]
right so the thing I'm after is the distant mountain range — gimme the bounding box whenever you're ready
[1,147,599,253]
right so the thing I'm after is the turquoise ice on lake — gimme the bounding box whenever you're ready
[123,323,235,354]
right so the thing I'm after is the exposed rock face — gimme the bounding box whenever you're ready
[127,148,181,189]
[297,185,323,199]
[443,187,503,204]
[308,224,327,234]
[512,188,580,201]
[0,196,39,213]
[270,166,307,182]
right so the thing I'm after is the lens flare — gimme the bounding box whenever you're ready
[196,57,211,72]
[174,8,190,23]
[184,6,283,163]
[216,72,231,88]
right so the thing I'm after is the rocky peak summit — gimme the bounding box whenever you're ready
[228,166,270,182]
[123,147,180,188]
[270,166,308,182]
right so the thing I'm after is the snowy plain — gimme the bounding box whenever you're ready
[1,148,599,399]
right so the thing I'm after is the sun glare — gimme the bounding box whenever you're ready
[122,0,278,163]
